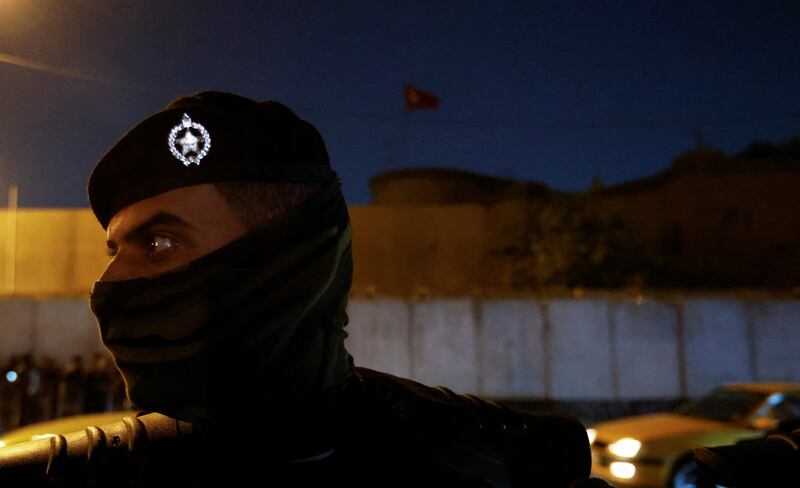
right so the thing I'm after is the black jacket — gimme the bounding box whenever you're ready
[0,367,595,487]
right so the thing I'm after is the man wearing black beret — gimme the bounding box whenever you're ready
[0,92,609,487]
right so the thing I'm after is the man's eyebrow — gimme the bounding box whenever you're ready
[113,212,196,245]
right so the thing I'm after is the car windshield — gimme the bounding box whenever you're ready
[674,388,768,423]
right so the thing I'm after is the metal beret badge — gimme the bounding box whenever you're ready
[168,113,211,166]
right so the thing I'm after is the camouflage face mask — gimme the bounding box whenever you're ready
[89,180,354,424]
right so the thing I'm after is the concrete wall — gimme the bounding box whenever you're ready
[349,205,489,296]
[478,300,546,398]
[750,301,800,382]
[0,298,106,364]
[0,207,494,297]
[346,298,411,378]
[409,299,480,394]
[2,295,798,400]
[0,209,107,295]
[1,194,798,297]
[612,300,681,399]
[682,299,753,396]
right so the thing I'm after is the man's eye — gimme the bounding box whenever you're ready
[147,236,177,255]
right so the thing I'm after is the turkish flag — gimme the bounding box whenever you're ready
[404,84,440,111]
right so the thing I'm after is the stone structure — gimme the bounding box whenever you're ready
[368,139,800,290]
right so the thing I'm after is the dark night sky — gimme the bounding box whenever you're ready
[0,0,798,207]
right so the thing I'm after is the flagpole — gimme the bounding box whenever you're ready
[398,108,410,169]
[389,92,410,171]
[6,184,18,294]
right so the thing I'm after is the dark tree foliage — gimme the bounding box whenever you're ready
[498,194,653,289]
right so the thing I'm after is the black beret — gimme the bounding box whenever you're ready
[88,91,334,229]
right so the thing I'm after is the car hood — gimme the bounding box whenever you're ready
[594,412,732,443]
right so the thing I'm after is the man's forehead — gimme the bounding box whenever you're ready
[105,185,221,237]
[107,211,193,239]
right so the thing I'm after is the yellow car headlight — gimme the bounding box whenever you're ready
[608,437,641,458]
[609,461,636,479]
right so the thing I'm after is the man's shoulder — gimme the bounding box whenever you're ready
[0,370,594,487]
[351,367,592,487]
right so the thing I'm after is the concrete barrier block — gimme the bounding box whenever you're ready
[548,300,614,399]
[0,299,36,362]
[750,301,800,382]
[410,299,479,394]
[346,298,411,378]
[478,299,545,398]
[613,301,680,398]
[33,299,104,364]
[683,299,751,397]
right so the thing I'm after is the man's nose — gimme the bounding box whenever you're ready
[99,255,131,282]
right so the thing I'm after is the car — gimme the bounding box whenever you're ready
[587,382,800,488]
[0,411,134,449]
